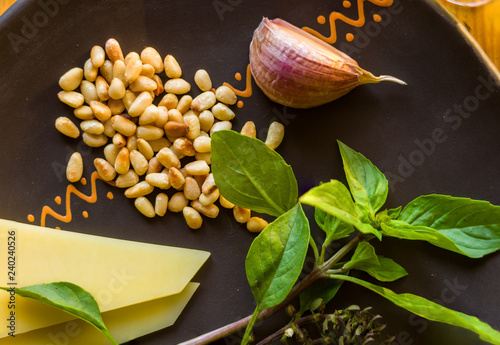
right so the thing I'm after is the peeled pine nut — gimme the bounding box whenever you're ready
[137,125,164,141]
[74,105,94,120]
[153,75,164,96]
[129,150,149,175]
[265,122,285,150]
[126,133,138,151]
[157,147,181,169]
[113,60,127,86]
[125,58,142,84]
[66,152,83,183]
[83,133,108,147]
[191,91,217,112]
[193,136,211,153]
[140,64,156,79]
[89,101,111,122]
[81,80,99,104]
[80,119,104,135]
[104,143,120,165]
[201,173,216,195]
[183,207,203,229]
[169,167,186,189]
[164,78,191,95]
[124,181,154,198]
[146,172,171,189]
[191,200,219,218]
[185,160,210,175]
[199,188,219,206]
[134,197,155,218]
[111,115,137,137]
[108,99,125,115]
[219,195,235,209]
[164,121,188,138]
[58,91,85,108]
[90,45,105,68]
[141,47,163,73]
[138,105,159,125]
[148,137,171,152]
[210,120,232,136]
[122,90,137,111]
[108,78,126,99]
[184,177,201,200]
[115,147,130,175]
[174,137,196,157]
[103,119,116,137]
[240,121,257,138]
[212,103,235,121]
[199,110,215,132]
[233,206,251,223]
[195,152,211,165]
[155,193,169,216]
[99,60,113,84]
[185,114,201,140]
[115,169,139,188]
[176,95,192,114]
[105,38,125,63]
[215,86,237,105]
[128,91,153,117]
[164,55,182,78]
[146,156,162,175]
[55,117,80,138]
[95,76,110,101]
[168,192,189,212]
[112,133,127,147]
[155,106,169,128]
[194,69,212,91]
[59,67,83,91]
[137,138,154,160]
[94,158,116,181]
[247,217,269,233]
[84,58,98,82]
[158,93,178,109]
[129,75,158,92]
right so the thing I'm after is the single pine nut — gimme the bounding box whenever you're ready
[234,206,251,223]
[90,45,105,68]
[89,101,112,122]
[141,47,163,73]
[155,106,169,128]
[265,122,285,150]
[112,133,127,147]
[74,105,94,120]
[84,58,98,82]
[66,152,83,183]
[185,160,210,175]
[99,60,113,84]
[58,91,85,108]
[164,78,191,94]
[168,192,189,212]
[157,147,181,169]
[176,95,192,114]
[199,110,215,132]
[138,104,159,125]
[81,80,99,104]
[194,69,212,91]
[111,115,137,137]
[241,121,257,138]
[195,152,211,165]
[191,91,217,112]
[137,125,164,141]
[169,167,186,189]
[105,38,125,63]
[210,120,232,136]
[183,207,203,229]
[124,181,154,198]
[104,143,120,165]
[115,147,130,175]
[112,60,127,86]
[193,136,211,153]
[115,169,139,188]
[148,137,171,152]
[94,158,116,181]
[191,200,219,218]
[199,188,219,206]
[215,85,237,105]
[153,75,164,96]
[122,90,137,111]
[137,138,154,160]
[167,109,184,123]
[155,193,169,216]
[125,52,140,65]
[125,57,142,84]
[164,55,182,78]
[146,172,171,189]
[140,64,156,79]
[135,197,155,218]
[147,156,163,175]
[95,76,110,101]
[55,117,80,138]
[184,177,201,200]
[129,75,158,92]
[129,149,149,175]
[128,91,153,117]
[80,119,104,135]
[247,217,268,233]
[185,114,200,140]
[83,132,108,147]
[174,137,196,156]
[158,93,178,109]
[108,99,125,115]
[164,121,188,138]
[103,118,116,137]
[127,134,138,151]
[201,173,216,195]
[59,67,83,91]
[108,78,126,99]
[212,103,235,121]
[219,195,235,209]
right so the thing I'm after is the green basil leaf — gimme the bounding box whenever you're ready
[337,141,388,216]
[343,242,380,271]
[300,180,382,240]
[1,282,117,345]
[329,275,500,345]
[388,194,500,258]
[314,207,354,242]
[364,256,408,282]
[299,276,346,315]
[211,130,297,217]
[246,203,310,310]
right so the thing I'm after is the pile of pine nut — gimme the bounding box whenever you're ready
[56,38,284,231]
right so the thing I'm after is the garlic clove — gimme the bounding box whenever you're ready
[249,17,405,109]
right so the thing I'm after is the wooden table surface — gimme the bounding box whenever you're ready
[1,0,499,71]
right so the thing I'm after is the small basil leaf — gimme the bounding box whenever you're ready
[314,207,354,242]
[386,206,402,219]
[300,180,382,240]
[337,141,388,216]
[0,282,117,345]
[329,275,500,345]
[211,130,297,217]
[343,242,380,271]
[299,276,346,315]
[246,203,310,310]
[364,256,408,282]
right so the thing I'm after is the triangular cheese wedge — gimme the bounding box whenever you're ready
[0,219,210,336]
[0,282,199,344]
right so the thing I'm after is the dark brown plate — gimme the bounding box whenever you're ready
[0,0,499,344]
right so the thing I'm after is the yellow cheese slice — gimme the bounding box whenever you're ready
[0,282,199,344]
[0,219,210,336]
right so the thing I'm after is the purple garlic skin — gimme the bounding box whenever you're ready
[249,18,405,109]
